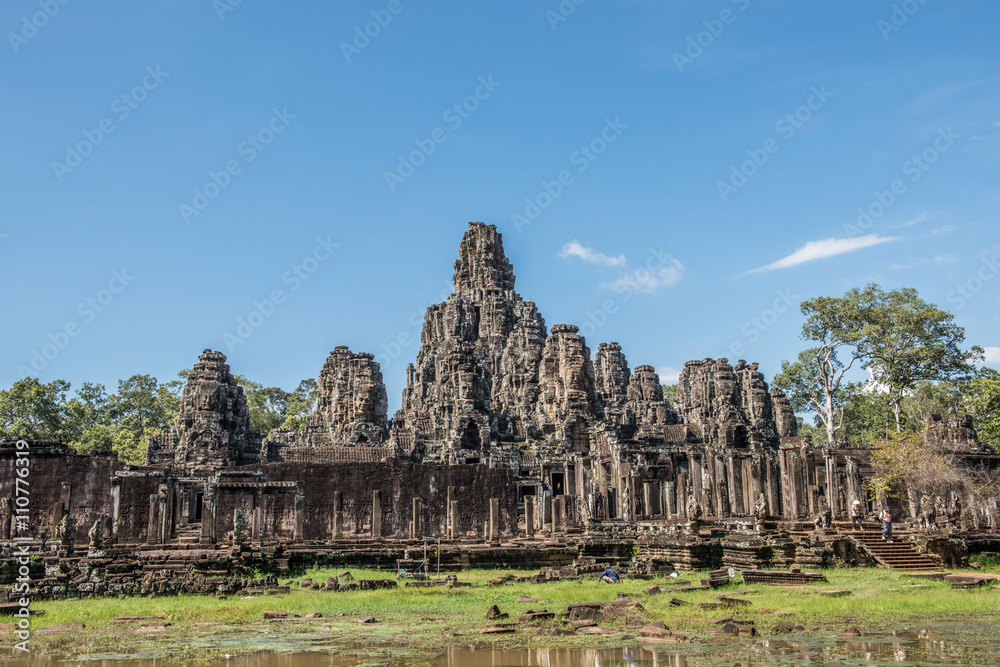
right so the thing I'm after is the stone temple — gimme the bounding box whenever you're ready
[1,222,997,599]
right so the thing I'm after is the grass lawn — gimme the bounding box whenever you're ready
[18,563,1000,662]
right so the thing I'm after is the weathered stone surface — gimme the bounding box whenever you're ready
[308,347,388,446]
[626,365,678,427]
[148,350,260,472]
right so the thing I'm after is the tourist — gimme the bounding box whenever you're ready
[879,505,893,543]
[850,498,863,531]
[599,566,618,584]
[986,506,993,529]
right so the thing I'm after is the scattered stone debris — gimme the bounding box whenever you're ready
[357,616,377,624]
[486,605,508,620]
[716,596,751,607]
[519,610,555,622]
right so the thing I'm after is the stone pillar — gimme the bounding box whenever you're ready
[676,472,688,519]
[446,486,456,539]
[690,454,704,514]
[411,497,422,539]
[158,488,169,543]
[525,496,535,537]
[1,497,12,540]
[489,498,499,542]
[664,481,675,518]
[332,491,343,538]
[450,500,460,539]
[200,492,216,544]
[371,490,382,539]
[778,449,792,519]
[147,494,160,545]
[251,489,262,542]
[292,493,304,542]
[730,456,744,515]
[110,481,121,541]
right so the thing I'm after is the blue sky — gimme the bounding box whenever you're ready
[2,0,998,413]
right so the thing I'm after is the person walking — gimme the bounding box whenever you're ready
[850,498,863,531]
[879,505,893,543]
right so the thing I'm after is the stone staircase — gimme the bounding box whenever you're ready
[848,528,941,570]
[174,527,202,545]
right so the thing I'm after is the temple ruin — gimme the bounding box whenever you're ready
[2,222,997,599]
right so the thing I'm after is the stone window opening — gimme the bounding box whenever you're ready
[460,422,482,451]
[551,472,565,496]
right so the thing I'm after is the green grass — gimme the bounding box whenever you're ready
[21,563,1000,662]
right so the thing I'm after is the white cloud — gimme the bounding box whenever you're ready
[655,366,682,383]
[890,212,928,229]
[925,225,955,237]
[748,234,901,274]
[983,346,1000,364]
[888,253,956,270]
[558,240,626,267]
[604,259,684,294]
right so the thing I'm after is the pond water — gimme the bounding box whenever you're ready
[10,619,1000,666]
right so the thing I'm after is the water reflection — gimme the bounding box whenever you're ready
[12,620,1000,667]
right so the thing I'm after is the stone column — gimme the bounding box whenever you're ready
[1,497,12,540]
[147,494,160,545]
[676,472,688,519]
[158,489,169,543]
[251,489,263,542]
[411,497,422,539]
[664,481,675,518]
[729,456,744,515]
[294,493,305,542]
[777,449,792,519]
[332,491,343,538]
[110,480,121,541]
[525,496,535,537]
[450,500,460,539]
[489,498,499,542]
[446,486,456,539]
[200,492,216,544]
[371,490,382,540]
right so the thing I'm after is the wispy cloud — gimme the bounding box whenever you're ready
[983,346,1000,364]
[604,259,684,294]
[890,212,928,229]
[924,225,955,237]
[558,240,626,267]
[748,234,901,274]
[888,253,957,270]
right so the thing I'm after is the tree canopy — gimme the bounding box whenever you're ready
[0,370,316,465]
[773,283,984,444]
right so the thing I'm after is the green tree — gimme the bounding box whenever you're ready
[841,389,896,445]
[966,368,1000,451]
[772,289,868,444]
[234,376,317,435]
[64,382,113,453]
[661,384,678,404]
[106,374,173,463]
[853,284,981,431]
[0,377,71,441]
[282,379,317,431]
[901,380,964,429]
[773,348,860,444]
